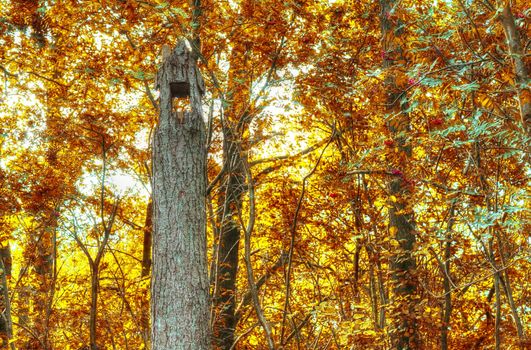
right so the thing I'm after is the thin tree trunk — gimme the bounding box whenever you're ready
[212,130,245,349]
[35,227,55,350]
[494,270,501,350]
[72,196,117,350]
[477,137,526,348]
[21,225,55,350]
[376,255,388,330]
[0,245,14,350]
[140,198,152,348]
[151,41,210,349]
[498,2,530,137]
[493,225,525,346]
[212,36,251,349]
[440,203,456,350]
[366,247,380,330]
[440,241,452,350]
[141,199,153,278]
[500,270,525,347]
[89,263,100,350]
[241,159,275,349]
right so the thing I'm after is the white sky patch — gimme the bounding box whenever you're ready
[77,166,149,199]
[107,172,147,197]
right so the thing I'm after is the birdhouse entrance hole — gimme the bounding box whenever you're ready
[170,81,190,98]
[171,82,192,114]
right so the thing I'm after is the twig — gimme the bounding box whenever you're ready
[241,154,275,349]
[280,127,336,344]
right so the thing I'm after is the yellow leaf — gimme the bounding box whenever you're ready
[390,226,398,235]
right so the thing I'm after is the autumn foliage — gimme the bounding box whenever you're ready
[0,0,529,349]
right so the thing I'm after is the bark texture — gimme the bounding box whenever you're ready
[152,41,210,350]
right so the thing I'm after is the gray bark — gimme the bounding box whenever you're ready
[151,41,210,350]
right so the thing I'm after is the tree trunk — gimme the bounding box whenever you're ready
[35,227,55,350]
[211,35,251,349]
[89,263,100,350]
[494,270,501,350]
[142,199,153,278]
[140,198,152,347]
[0,244,14,350]
[151,41,210,350]
[212,127,245,349]
[498,3,530,138]
[440,203,456,350]
[379,1,419,348]
[22,223,56,350]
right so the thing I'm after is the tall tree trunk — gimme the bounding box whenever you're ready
[440,202,456,350]
[379,1,419,348]
[476,141,526,348]
[494,269,501,350]
[140,198,152,347]
[142,199,153,278]
[211,36,251,349]
[498,2,530,138]
[151,41,210,349]
[89,263,100,350]
[21,219,56,350]
[34,226,55,350]
[0,244,14,350]
[72,187,117,350]
[212,128,245,349]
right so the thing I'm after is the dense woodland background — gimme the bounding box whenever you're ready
[0,0,529,349]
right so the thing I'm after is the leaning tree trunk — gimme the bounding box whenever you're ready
[379,1,420,349]
[151,41,210,349]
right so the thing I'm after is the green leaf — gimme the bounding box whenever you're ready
[499,149,521,159]
[172,8,188,18]
[403,100,418,113]
[421,77,442,87]
[453,82,480,92]
[436,124,466,137]
[133,71,145,80]
[502,205,526,214]
[469,120,500,138]
[109,78,120,86]
[366,68,382,77]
